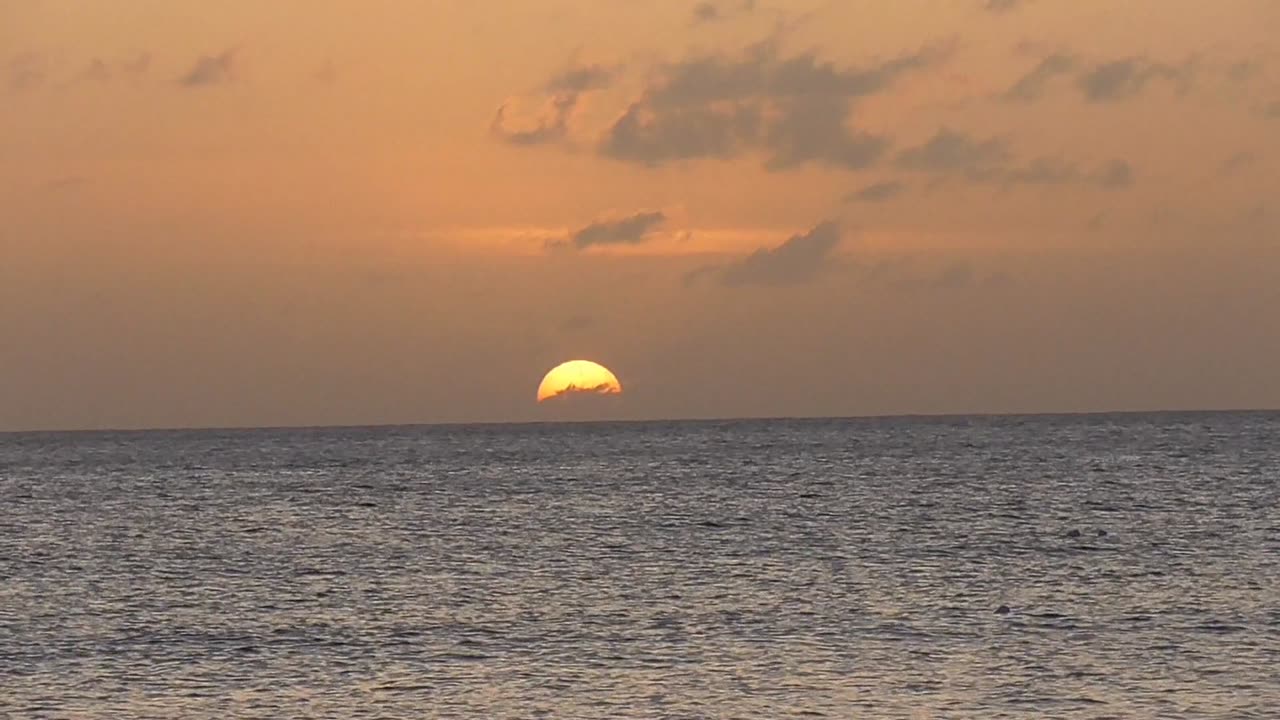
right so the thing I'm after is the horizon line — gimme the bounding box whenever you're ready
[2,406,1277,436]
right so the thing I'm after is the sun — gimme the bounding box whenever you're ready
[537,360,623,402]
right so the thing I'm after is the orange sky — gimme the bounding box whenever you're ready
[2,0,1279,430]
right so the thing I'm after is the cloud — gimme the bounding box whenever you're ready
[1003,53,1075,101]
[491,93,579,146]
[896,128,1133,190]
[124,53,151,77]
[81,59,111,83]
[7,52,46,92]
[546,62,619,93]
[1261,100,1280,118]
[75,52,151,85]
[895,128,1011,178]
[712,220,843,286]
[567,210,667,249]
[762,96,890,170]
[492,61,619,147]
[598,40,948,170]
[1091,159,1133,188]
[1220,151,1257,176]
[845,180,907,203]
[1077,57,1191,102]
[691,0,757,24]
[1006,53,1193,104]
[599,100,761,163]
[983,0,1024,11]
[179,50,236,87]
[692,2,721,23]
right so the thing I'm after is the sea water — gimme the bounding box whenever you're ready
[2,412,1278,718]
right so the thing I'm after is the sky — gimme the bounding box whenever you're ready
[2,0,1279,430]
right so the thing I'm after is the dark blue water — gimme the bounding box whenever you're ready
[2,412,1278,718]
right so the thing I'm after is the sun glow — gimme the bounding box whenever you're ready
[536,360,623,402]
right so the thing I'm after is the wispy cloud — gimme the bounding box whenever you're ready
[1077,56,1192,103]
[1004,53,1194,104]
[566,210,668,249]
[844,180,907,203]
[982,0,1025,12]
[492,60,620,147]
[7,52,46,92]
[546,62,619,93]
[597,39,950,170]
[895,128,1133,190]
[179,49,236,88]
[491,93,579,146]
[1003,52,1075,102]
[691,220,843,287]
[691,0,757,24]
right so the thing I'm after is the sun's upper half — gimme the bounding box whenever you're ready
[537,360,623,402]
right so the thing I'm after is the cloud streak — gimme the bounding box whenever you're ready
[567,210,668,249]
[491,93,579,146]
[1077,57,1191,102]
[689,221,843,287]
[845,180,907,203]
[492,61,621,147]
[1004,53,1194,103]
[180,50,236,87]
[597,40,950,170]
[7,52,46,92]
[1003,53,1075,101]
[895,128,1134,189]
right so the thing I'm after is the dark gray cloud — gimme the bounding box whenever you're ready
[1077,57,1191,102]
[1006,53,1193,104]
[569,211,667,249]
[600,101,761,164]
[7,52,46,92]
[692,1,720,23]
[1003,52,1075,101]
[492,93,579,146]
[895,128,1011,178]
[762,96,889,170]
[983,0,1024,12]
[546,62,619,93]
[717,220,843,286]
[691,0,757,24]
[896,129,1133,190]
[179,50,236,87]
[845,180,907,203]
[598,41,948,170]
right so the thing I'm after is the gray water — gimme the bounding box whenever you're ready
[2,412,1278,718]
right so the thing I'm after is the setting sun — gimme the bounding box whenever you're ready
[536,360,623,402]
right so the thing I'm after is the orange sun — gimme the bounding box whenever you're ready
[537,360,623,402]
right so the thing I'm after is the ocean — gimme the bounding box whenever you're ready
[2,412,1277,718]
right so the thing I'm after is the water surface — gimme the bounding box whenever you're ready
[2,412,1278,718]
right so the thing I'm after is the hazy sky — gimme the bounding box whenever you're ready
[3,0,1279,430]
